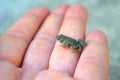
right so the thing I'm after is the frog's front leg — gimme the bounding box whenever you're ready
[62,41,70,47]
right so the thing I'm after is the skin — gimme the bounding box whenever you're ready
[0,4,109,80]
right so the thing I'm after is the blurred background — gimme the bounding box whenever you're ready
[0,0,120,80]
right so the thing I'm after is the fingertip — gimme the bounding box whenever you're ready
[53,4,69,15]
[28,6,49,13]
[66,4,88,19]
[86,30,108,46]
[24,7,50,19]
[72,4,88,13]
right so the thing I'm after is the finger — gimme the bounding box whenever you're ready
[16,68,39,80]
[35,70,73,80]
[0,60,17,80]
[74,30,109,80]
[0,7,49,66]
[22,5,69,70]
[49,4,88,76]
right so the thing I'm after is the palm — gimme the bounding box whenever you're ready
[0,5,108,80]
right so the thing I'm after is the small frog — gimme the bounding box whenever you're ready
[56,34,87,52]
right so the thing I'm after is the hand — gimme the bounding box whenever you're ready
[0,4,109,80]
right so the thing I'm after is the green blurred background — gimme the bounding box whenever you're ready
[0,0,120,80]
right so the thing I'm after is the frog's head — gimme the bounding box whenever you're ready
[56,34,64,43]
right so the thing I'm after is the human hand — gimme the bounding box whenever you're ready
[0,4,109,80]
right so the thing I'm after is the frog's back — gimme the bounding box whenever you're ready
[57,34,77,45]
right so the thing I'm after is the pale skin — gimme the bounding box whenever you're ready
[0,4,109,80]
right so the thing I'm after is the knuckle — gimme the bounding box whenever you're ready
[80,56,105,71]
[35,32,55,43]
[3,29,29,44]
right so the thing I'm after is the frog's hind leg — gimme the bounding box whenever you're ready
[78,39,87,46]
[71,45,82,52]
[70,44,78,49]
[78,46,82,52]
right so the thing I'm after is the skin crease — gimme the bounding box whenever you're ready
[0,4,109,80]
